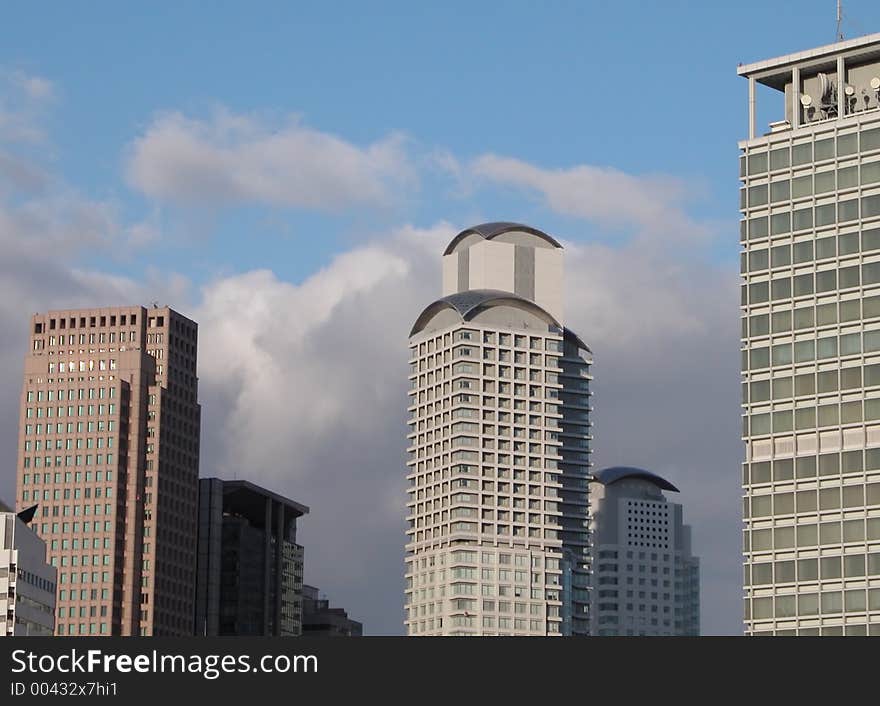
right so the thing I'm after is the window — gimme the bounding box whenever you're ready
[748,152,767,174]
[815,138,835,161]
[749,216,769,239]
[770,244,791,267]
[769,147,789,170]
[839,199,859,222]
[792,142,812,165]
[770,212,791,235]
[749,184,768,207]
[770,179,790,203]
[862,162,880,184]
[815,203,836,227]
[793,207,813,231]
[863,194,880,218]
[750,282,769,304]
[770,277,790,300]
[816,270,836,293]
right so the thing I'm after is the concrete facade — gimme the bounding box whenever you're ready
[1,500,57,636]
[442,224,565,322]
[14,306,201,635]
[590,468,699,636]
[406,222,592,636]
[739,35,880,634]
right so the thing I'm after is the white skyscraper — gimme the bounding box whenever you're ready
[590,467,699,636]
[739,34,880,635]
[405,222,592,636]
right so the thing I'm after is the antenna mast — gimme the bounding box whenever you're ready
[837,0,844,41]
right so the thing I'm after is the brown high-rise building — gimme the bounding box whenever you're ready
[14,306,200,636]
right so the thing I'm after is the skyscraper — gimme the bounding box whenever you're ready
[195,478,307,636]
[590,467,699,636]
[739,35,880,635]
[405,222,592,636]
[15,305,201,636]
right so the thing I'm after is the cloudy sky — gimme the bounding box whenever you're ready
[2,1,879,635]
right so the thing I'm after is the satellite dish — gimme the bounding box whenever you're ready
[845,85,855,96]
[818,72,831,100]
[801,94,813,107]
[871,77,880,90]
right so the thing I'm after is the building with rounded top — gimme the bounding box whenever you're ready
[590,466,700,636]
[405,223,593,636]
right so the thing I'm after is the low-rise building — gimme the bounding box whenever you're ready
[1,500,57,636]
[301,585,362,636]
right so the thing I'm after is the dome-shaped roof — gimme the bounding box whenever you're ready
[410,289,560,337]
[593,466,679,492]
[563,327,591,355]
[443,222,562,255]
[410,289,592,352]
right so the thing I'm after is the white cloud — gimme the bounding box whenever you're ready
[0,151,50,194]
[0,69,54,144]
[125,221,162,248]
[0,192,119,256]
[194,223,449,481]
[0,204,741,634]
[0,78,740,633]
[190,224,450,631]
[0,69,194,512]
[0,65,157,257]
[10,70,54,102]
[184,220,741,634]
[470,154,710,240]
[0,200,191,512]
[126,109,416,210]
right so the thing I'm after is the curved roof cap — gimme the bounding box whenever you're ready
[410,289,561,337]
[443,222,563,255]
[593,466,679,493]
[564,327,591,354]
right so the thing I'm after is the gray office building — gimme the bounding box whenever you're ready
[590,467,699,636]
[195,478,308,636]
[739,33,880,635]
[301,585,363,637]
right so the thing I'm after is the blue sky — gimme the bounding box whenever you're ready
[4,0,876,283]
[2,1,880,635]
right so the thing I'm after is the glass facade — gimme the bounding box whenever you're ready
[194,477,307,637]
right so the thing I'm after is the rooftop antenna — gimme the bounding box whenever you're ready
[837,0,844,41]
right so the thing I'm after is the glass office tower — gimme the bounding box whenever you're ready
[739,34,880,635]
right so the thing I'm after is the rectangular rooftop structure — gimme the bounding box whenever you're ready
[738,33,880,139]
